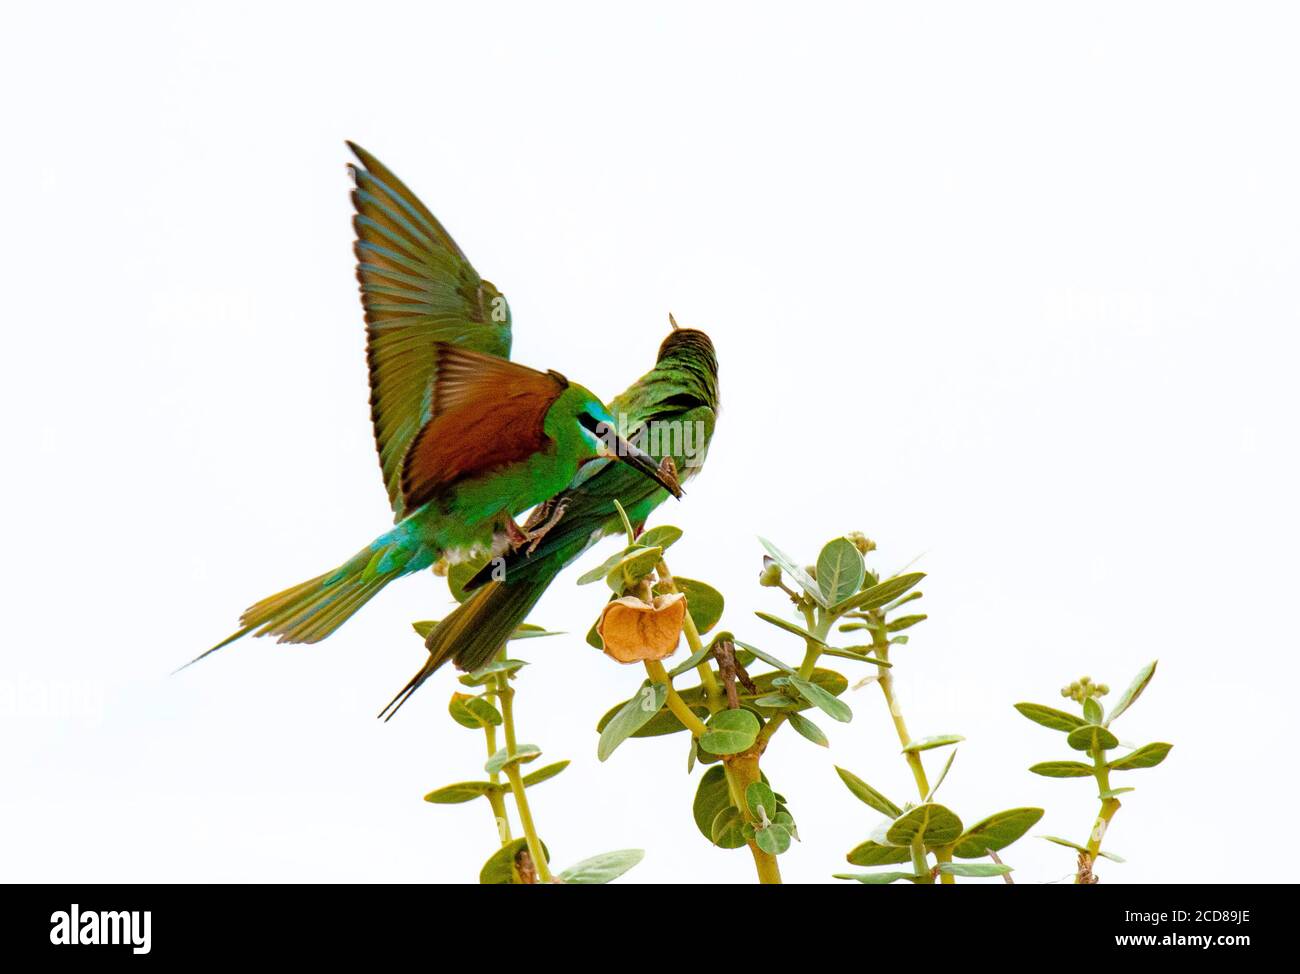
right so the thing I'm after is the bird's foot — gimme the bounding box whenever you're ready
[502,500,570,555]
[521,499,569,554]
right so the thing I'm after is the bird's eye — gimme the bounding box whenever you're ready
[578,412,607,436]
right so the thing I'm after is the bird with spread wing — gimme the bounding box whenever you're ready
[381,325,720,718]
[187,144,681,671]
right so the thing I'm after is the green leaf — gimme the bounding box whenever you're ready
[834,870,918,884]
[939,862,1013,877]
[830,572,926,615]
[576,545,643,585]
[557,849,644,884]
[423,781,495,804]
[597,681,669,761]
[595,667,847,738]
[458,658,528,686]
[1108,742,1173,771]
[1041,835,1087,853]
[412,620,439,639]
[1014,702,1087,733]
[700,709,760,755]
[465,697,503,726]
[924,748,957,802]
[758,537,827,606]
[585,599,613,650]
[1039,835,1125,862]
[1106,660,1158,726]
[1029,761,1096,778]
[447,695,483,729]
[1067,724,1120,752]
[751,692,796,709]
[447,694,503,729]
[732,639,795,673]
[790,675,852,722]
[773,808,798,838]
[666,644,712,678]
[886,614,927,632]
[605,547,664,593]
[902,734,963,753]
[817,538,865,606]
[952,808,1044,858]
[638,525,683,552]
[883,591,924,613]
[673,577,725,633]
[755,823,793,856]
[505,623,564,641]
[692,766,732,843]
[886,803,963,848]
[753,611,826,646]
[710,806,747,848]
[520,760,570,788]
[484,744,541,774]
[1099,787,1136,799]
[818,645,893,667]
[787,710,829,747]
[1083,697,1104,724]
[746,781,777,820]
[479,837,550,884]
[834,767,903,817]
[845,840,913,867]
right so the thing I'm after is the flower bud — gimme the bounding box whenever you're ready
[846,531,877,555]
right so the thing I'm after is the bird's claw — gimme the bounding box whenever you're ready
[504,499,570,555]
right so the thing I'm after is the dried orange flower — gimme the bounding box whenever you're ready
[596,592,687,663]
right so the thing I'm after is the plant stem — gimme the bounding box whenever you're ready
[644,659,709,737]
[495,669,553,883]
[724,751,783,884]
[910,835,933,884]
[758,604,827,747]
[868,614,952,882]
[655,558,723,709]
[482,722,513,845]
[658,555,780,883]
[1078,741,1121,884]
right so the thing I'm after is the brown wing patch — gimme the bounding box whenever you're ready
[400,345,569,511]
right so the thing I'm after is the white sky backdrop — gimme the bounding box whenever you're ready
[2,1,1296,884]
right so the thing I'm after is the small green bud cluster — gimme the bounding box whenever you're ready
[1060,675,1110,704]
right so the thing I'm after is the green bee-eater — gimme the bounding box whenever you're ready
[189,145,681,666]
[381,325,720,717]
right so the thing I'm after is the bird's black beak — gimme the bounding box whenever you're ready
[611,434,683,499]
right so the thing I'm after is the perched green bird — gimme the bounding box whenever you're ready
[189,145,681,667]
[381,325,720,718]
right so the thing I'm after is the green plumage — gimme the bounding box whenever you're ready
[188,146,683,679]
[349,141,512,520]
[382,327,720,717]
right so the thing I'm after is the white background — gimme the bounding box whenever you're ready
[2,1,1296,884]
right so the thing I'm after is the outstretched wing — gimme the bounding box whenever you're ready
[348,142,512,518]
[400,345,568,512]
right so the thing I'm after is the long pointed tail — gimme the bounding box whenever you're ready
[182,529,435,671]
[379,566,557,720]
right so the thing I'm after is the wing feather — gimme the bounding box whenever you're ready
[400,345,568,511]
[348,142,512,518]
